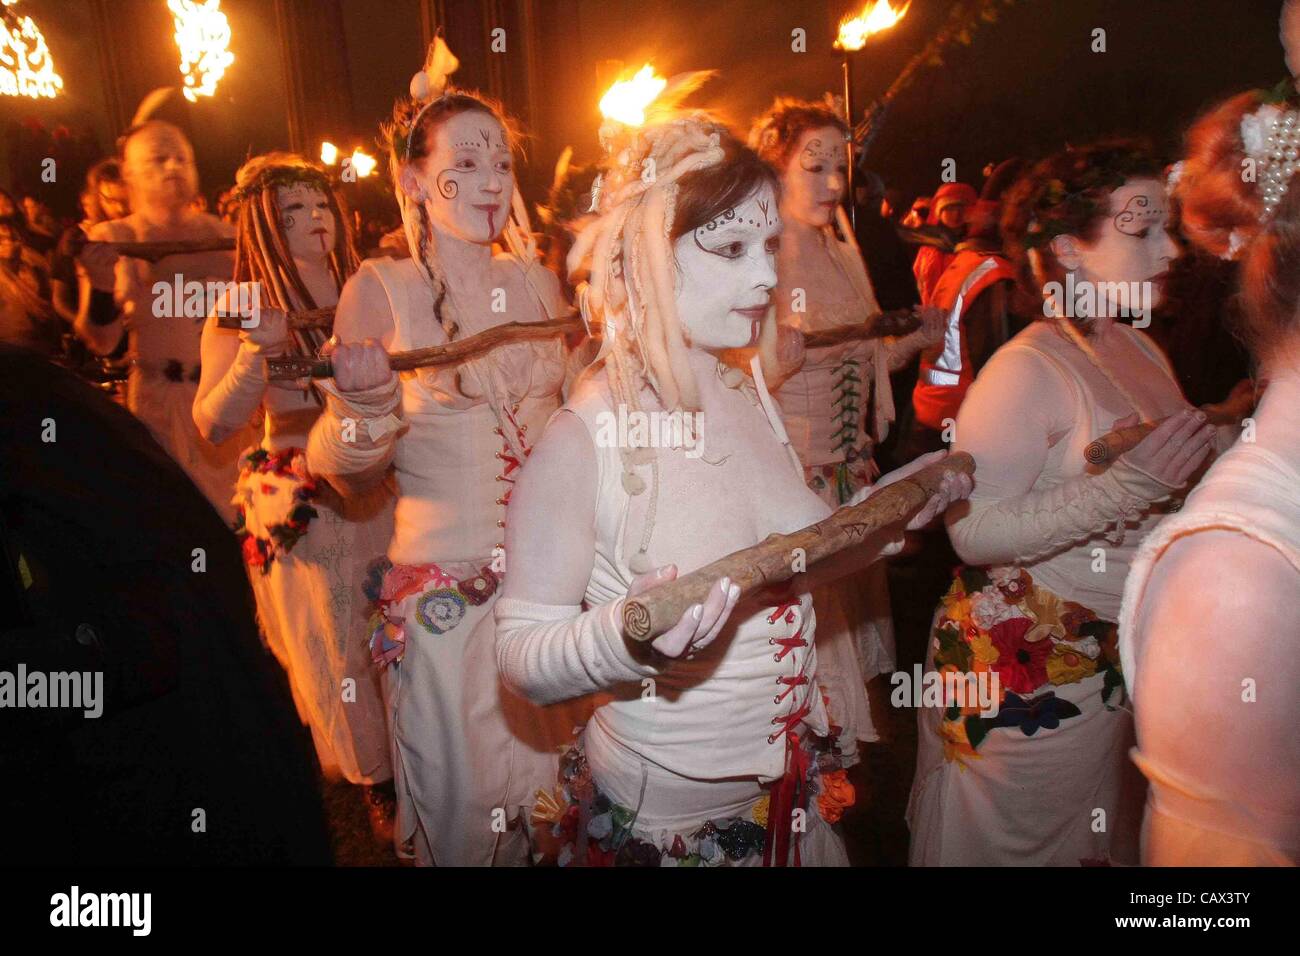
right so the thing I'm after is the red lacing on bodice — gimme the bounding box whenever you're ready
[491,402,532,540]
[774,673,808,705]
[768,600,807,664]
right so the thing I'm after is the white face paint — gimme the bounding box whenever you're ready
[123,125,198,211]
[781,126,848,229]
[1074,178,1179,310]
[276,182,335,261]
[408,110,514,244]
[673,183,781,351]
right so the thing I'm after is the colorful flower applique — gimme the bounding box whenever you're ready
[232,447,320,574]
[929,566,1127,762]
[988,616,1051,694]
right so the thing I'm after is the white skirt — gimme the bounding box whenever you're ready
[239,453,395,786]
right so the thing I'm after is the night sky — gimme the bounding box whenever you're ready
[1,0,1288,205]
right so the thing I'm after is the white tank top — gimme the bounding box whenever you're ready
[993,322,1186,621]
[1120,379,1300,696]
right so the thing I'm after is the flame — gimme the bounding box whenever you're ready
[349,149,377,179]
[835,0,910,52]
[598,64,667,127]
[320,141,339,165]
[0,2,64,99]
[169,0,234,103]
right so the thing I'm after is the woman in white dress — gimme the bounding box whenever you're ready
[750,99,944,751]
[192,154,395,837]
[1119,90,1299,865]
[494,115,969,867]
[305,43,577,865]
[907,141,1245,866]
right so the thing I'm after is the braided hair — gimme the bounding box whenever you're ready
[231,152,360,357]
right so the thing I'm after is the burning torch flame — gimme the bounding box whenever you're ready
[835,0,911,52]
[348,149,377,179]
[599,64,667,127]
[0,0,64,99]
[320,141,339,166]
[169,0,234,103]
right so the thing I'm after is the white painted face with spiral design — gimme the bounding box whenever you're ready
[406,110,515,244]
[673,183,782,351]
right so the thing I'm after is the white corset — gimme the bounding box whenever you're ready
[562,358,833,783]
[363,256,566,565]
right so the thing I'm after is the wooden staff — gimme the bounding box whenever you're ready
[266,315,585,380]
[214,307,334,331]
[100,238,236,261]
[801,308,922,349]
[1083,405,1235,465]
[621,452,975,642]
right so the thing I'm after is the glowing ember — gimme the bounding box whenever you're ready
[348,149,377,178]
[169,0,234,103]
[599,64,667,127]
[0,1,64,99]
[835,0,911,52]
[320,141,339,165]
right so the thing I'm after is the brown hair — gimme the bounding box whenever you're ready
[1178,91,1267,259]
[748,98,849,170]
[231,152,360,355]
[1238,183,1300,362]
[670,131,780,241]
[1178,89,1300,364]
[381,90,522,179]
[81,159,124,224]
[1001,140,1162,312]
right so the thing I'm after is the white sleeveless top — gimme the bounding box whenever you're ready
[561,355,833,782]
[984,322,1186,622]
[1120,408,1300,696]
[1118,373,1300,862]
[363,256,566,565]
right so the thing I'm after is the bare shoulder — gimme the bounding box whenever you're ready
[511,407,597,522]
[1141,529,1300,633]
[334,260,396,343]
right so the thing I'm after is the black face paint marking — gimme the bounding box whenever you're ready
[757,198,771,224]
[701,208,738,232]
[798,138,839,172]
[435,169,460,198]
[693,208,762,257]
[1113,194,1163,236]
[480,128,491,147]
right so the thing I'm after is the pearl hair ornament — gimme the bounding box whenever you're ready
[1241,101,1300,222]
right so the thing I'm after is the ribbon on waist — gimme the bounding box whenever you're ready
[367,560,500,666]
[762,707,813,868]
